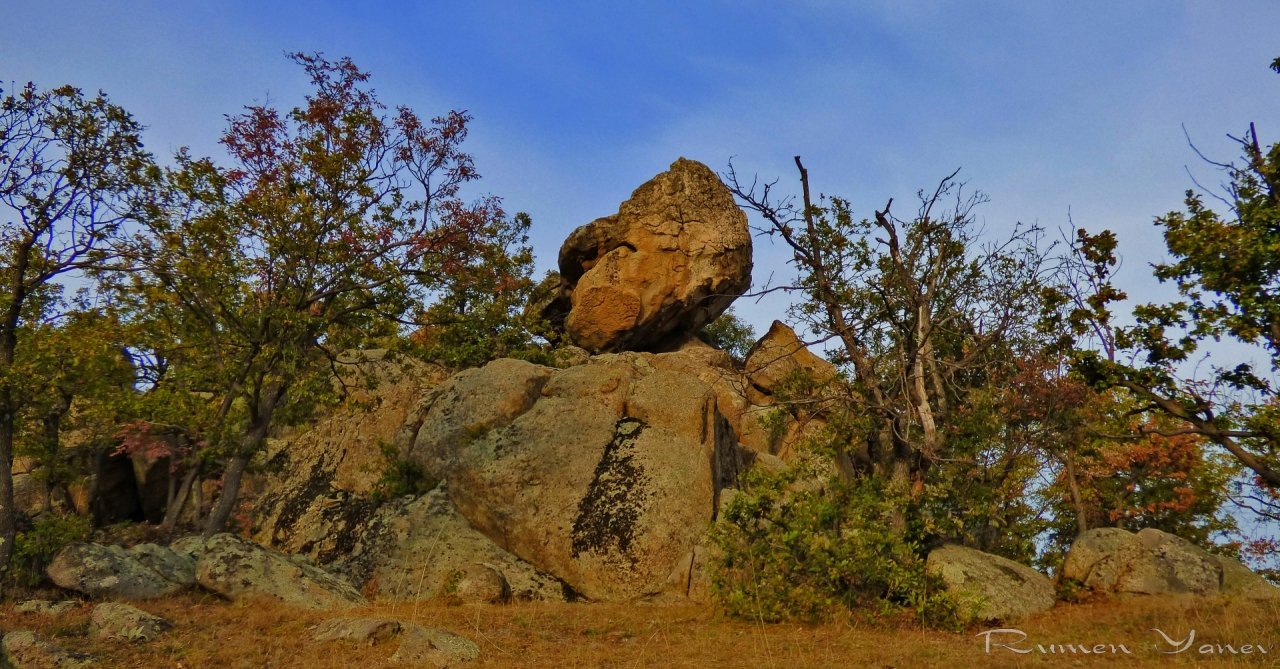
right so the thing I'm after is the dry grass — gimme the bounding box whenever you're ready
[2,593,1279,668]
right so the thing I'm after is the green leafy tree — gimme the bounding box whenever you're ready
[130,54,533,536]
[0,83,150,572]
[697,307,757,360]
[1049,122,1280,512]
[15,309,134,516]
[724,159,1050,540]
[409,211,541,368]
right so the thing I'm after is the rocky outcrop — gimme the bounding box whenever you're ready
[89,603,170,642]
[1063,527,1280,599]
[539,158,752,353]
[1,631,93,668]
[926,545,1055,621]
[195,533,366,610]
[404,354,740,602]
[237,324,840,605]
[744,321,836,396]
[47,543,189,600]
[251,353,446,557]
[323,490,568,603]
[126,543,196,587]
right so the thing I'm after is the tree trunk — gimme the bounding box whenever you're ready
[192,471,203,524]
[161,464,199,532]
[202,455,248,538]
[202,383,284,537]
[87,448,107,529]
[890,458,910,535]
[1064,445,1089,535]
[0,412,17,575]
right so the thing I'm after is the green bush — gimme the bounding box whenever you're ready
[710,467,960,629]
[7,512,91,588]
[698,308,757,360]
[370,442,438,500]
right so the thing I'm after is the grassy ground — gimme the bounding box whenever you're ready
[1,593,1278,668]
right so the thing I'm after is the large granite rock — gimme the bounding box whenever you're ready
[540,158,752,353]
[744,321,836,395]
[195,533,366,610]
[405,354,739,601]
[324,489,569,603]
[239,334,839,605]
[47,543,188,600]
[251,353,446,556]
[1063,527,1280,599]
[926,545,1055,621]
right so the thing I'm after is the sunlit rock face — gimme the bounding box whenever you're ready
[539,158,752,354]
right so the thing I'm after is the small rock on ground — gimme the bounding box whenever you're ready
[312,617,402,645]
[390,625,480,666]
[13,601,79,616]
[89,603,171,642]
[2,630,94,668]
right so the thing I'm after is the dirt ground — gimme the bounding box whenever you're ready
[1,593,1278,668]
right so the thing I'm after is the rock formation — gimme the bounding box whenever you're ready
[537,158,752,353]
[1063,527,1280,599]
[402,354,745,601]
[47,543,193,600]
[744,320,837,396]
[195,534,366,609]
[925,544,1056,621]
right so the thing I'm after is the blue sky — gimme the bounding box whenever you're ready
[4,1,1279,340]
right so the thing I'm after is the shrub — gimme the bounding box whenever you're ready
[7,512,91,588]
[710,467,960,629]
[370,442,438,500]
[698,308,757,361]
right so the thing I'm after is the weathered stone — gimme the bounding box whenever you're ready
[196,533,365,610]
[744,321,836,394]
[390,625,479,667]
[46,543,181,600]
[126,544,195,587]
[312,617,402,645]
[1216,554,1280,600]
[1063,527,1278,598]
[926,545,1055,621]
[449,563,510,604]
[13,601,78,617]
[1,630,93,668]
[1061,527,1137,584]
[409,354,729,601]
[644,545,714,604]
[403,358,552,467]
[251,354,446,557]
[545,158,752,353]
[89,603,170,642]
[167,535,207,559]
[324,489,568,603]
